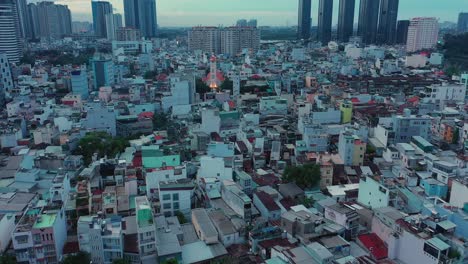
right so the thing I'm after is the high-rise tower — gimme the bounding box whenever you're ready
[0,0,23,63]
[358,0,379,44]
[297,0,312,39]
[317,0,333,45]
[377,0,399,44]
[337,0,355,43]
[91,1,113,38]
[124,0,157,38]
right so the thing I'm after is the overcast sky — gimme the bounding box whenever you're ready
[52,0,464,26]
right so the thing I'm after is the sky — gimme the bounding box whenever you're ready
[51,0,464,27]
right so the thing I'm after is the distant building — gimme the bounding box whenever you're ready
[247,19,257,27]
[338,131,366,166]
[377,0,399,44]
[458,12,468,33]
[358,0,380,44]
[71,67,89,100]
[406,17,439,52]
[116,27,141,41]
[396,20,410,44]
[0,53,13,105]
[220,26,260,55]
[29,1,72,39]
[236,19,247,27]
[317,0,333,45]
[298,0,312,39]
[0,0,23,63]
[91,1,113,38]
[123,0,157,38]
[159,179,195,217]
[392,109,432,143]
[77,215,124,264]
[135,196,157,262]
[82,102,117,136]
[337,0,355,43]
[188,26,260,55]
[105,13,123,40]
[13,207,67,264]
[90,55,114,89]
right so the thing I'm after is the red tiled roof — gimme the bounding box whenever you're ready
[357,233,388,260]
[138,111,154,119]
[255,191,280,211]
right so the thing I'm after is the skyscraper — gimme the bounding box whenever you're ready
[377,0,399,44]
[297,0,312,39]
[458,13,468,33]
[123,0,157,38]
[16,0,32,39]
[91,1,113,38]
[406,17,439,53]
[28,2,72,40]
[123,0,137,28]
[236,19,248,27]
[358,0,379,44]
[105,13,123,40]
[248,19,258,28]
[0,0,23,64]
[91,55,115,89]
[337,0,355,43]
[396,20,409,44]
[317,0,333,45]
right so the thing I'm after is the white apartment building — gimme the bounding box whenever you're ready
[406,17,439,52]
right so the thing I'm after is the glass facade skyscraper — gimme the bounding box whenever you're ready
[297,0,312,40]
[317,0,333,45]
[377,0,399,44]
[337,0,355,43]
[124,0,158,38]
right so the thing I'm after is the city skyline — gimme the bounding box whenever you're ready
[52,0,464,26]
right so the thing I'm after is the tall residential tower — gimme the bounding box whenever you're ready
[377,0,399,44]
[123,0,157,38]
[0,0,23,63]
[357,0,380,44]
[91,0,113,38]
[337,0,355,43]
[317,0,333,45]
[297,0,312,39]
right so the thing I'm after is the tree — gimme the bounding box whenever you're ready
[220,78,233,91]
[161,259,178,264]
[0,254,16,264]
[62,252,90,264]
[452,127,460,144]
[282,164,321,189]
[195,78,210,94]
[175,211,187,224]
[153,111,169,130]
[113,259,130,264]
[144,70,158,80]
[73,132,129,165]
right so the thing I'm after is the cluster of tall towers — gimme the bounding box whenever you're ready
[298,0,401,45]
[92,0,158,39]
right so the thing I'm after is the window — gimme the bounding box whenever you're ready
[172,193,179,201]
[162,194,171,200]
[163,203,171,209]
[173,202,179,210]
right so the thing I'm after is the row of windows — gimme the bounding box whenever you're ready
[162,193,179,201]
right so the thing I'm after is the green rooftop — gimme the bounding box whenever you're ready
[427,237,450,251]
[137,205,154,227]
[33,213,57,229]
[219,111,240,121]
[142,145,162,158]
[143,155,180,169]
